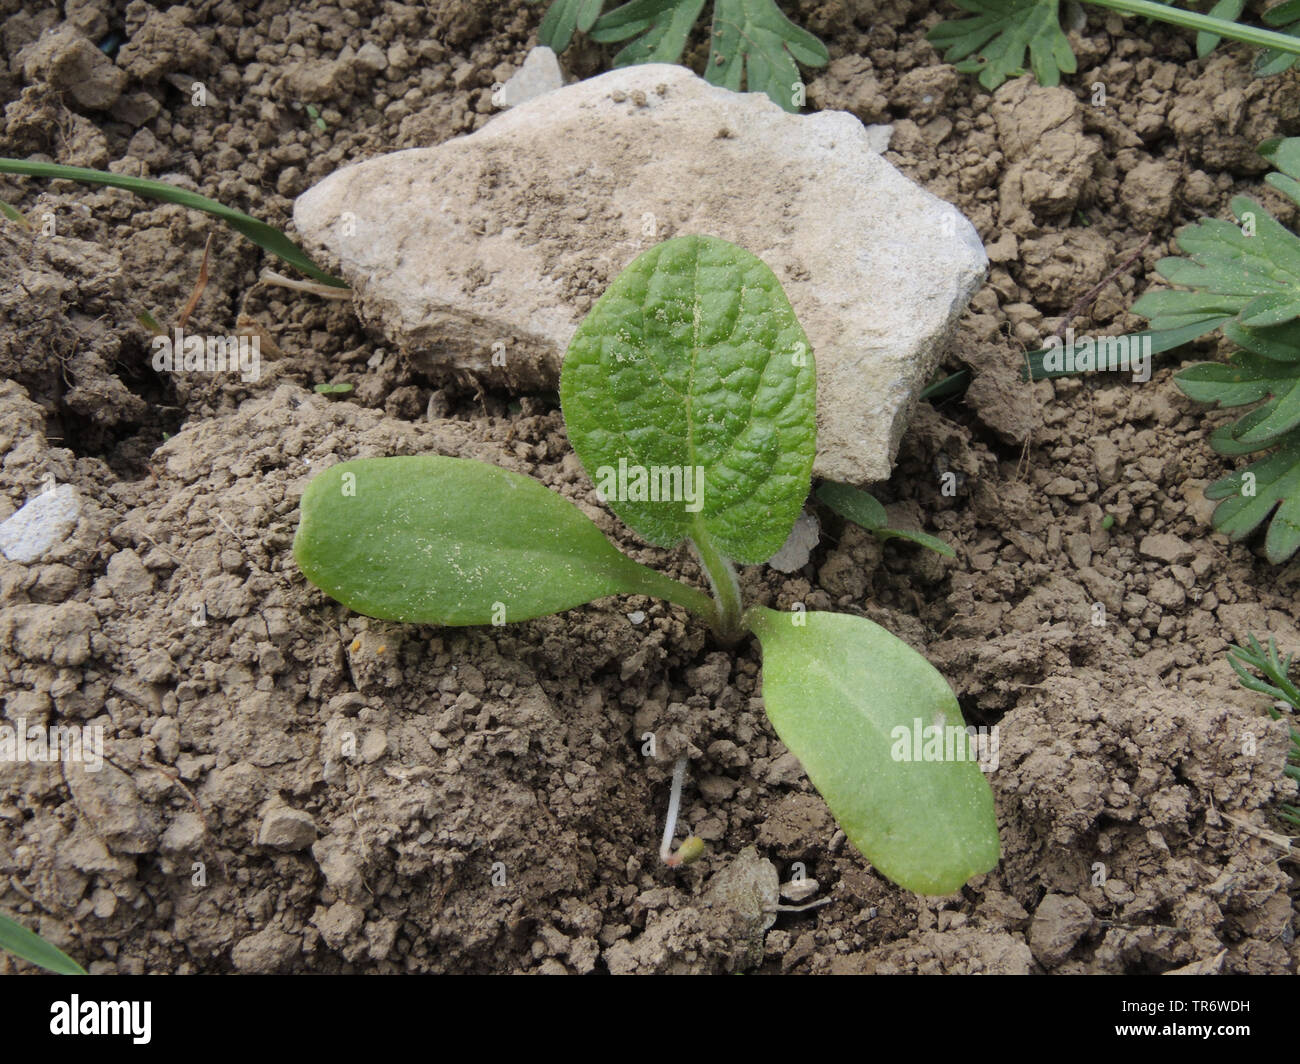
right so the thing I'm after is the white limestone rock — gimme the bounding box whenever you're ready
[0,483,82,564]
[294,64,986,484]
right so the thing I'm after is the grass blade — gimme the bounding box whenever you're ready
[0,157,346,288]
[0,913,86,975]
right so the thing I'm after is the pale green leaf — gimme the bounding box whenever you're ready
[293,456,712,625]
[749,607,1000,895]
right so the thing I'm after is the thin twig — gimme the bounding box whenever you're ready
[177,232,213,329]
[1053,234,1152,339]
[259,269,353,299]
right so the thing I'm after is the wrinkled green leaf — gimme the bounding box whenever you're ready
[561,234,816,565]
[0,157,346,287]
[816,482,955,557]
[293,456,712,625]
[528,0,608,50]
[590,0,706,64]
[0,913,86,975]
[927,0,1076,90]
[705,0,829,111]
[749,607,1000,894]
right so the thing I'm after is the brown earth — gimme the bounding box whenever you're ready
[0,0,1298,974]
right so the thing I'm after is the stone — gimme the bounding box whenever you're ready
[1139,533,1194,566]
[705,845,780,933]
[257,805,317,851]
[63,762,160,855]
[231,927,299,973]
[313,901,365,949]
[1028,893,1092,967]
[103,548,154,601]
[353,41,388,75]
[780,877,820,903]
[0,484,82,563]
[767,511,821,573]
[494,46,564,108]
[2,602,97,666]
[295,64,986,485]
[160,811,206,854]
[19,24,126,110]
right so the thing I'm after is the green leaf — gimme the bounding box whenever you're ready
[1259,0,1300,75]
[1019,326,1213,382]
[0,196,29,227]
[705,0,829,111]
[1129,147,1300,365]
[293,456,713,625]
[561,235,816,565]
[927,0,1076,91]
[0,913,86,975]
[749,607,1000,894]
[0,157,346,288]
[590,0,706,65]
[817,481,887,528]
[530,0,608,51]
[1197,0,1245,57]
[1203,435,1300,563]
[816,482,956,557]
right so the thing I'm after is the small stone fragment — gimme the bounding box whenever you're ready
[0,484,82,563]
[495,46,564,108]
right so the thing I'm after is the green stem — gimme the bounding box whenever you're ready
[689,530,745,644]
[1085,0,1300,56]
[620,559,718,626]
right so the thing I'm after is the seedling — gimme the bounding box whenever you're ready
[816,482,956,557]
[1134,136,1300,563]
[1227,634,1300,826]
[524,0,828,112]
[294,235,999,894]
[930,0,1300,90]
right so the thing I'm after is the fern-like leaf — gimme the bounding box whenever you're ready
[927,0,1076,90]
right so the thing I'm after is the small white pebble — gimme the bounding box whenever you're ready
[0,484,82,564]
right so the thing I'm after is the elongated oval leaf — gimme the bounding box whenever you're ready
[0,913,86,975]
[561,235,816,565]
[749,607,1000,894]
[294,456,711,625]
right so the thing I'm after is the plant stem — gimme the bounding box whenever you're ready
[659,756,687,864]
[1086,0,1300,56]
[690,530,745,643]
